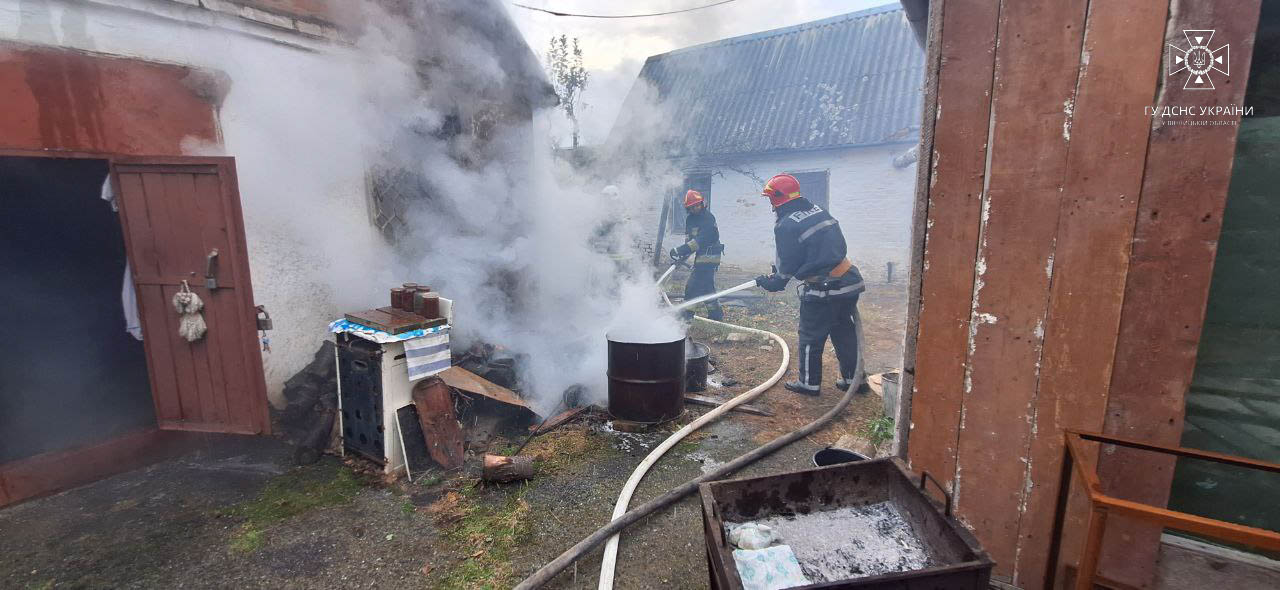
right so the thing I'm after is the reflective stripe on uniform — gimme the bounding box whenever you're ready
[802,344,809,384]
[801,280,865,298]
[798,219,838,242]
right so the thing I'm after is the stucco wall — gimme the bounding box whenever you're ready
[0,0,391,406]
[657,145,917,279]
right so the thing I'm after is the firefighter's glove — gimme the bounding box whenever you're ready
[755,274,788,292]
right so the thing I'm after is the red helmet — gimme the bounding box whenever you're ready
[762,174,801,208]
[683,189,705,209]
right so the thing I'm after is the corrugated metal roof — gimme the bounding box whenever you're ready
[610,4,924,158]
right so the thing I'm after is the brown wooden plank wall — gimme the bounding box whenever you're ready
[1096,1,1264,586]
[1014,0,1171,584]
[950,0,1088,577]
[906,0,1000,492]
[906,0,1263,587]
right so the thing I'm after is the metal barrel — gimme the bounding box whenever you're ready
[685,340,710,393]
[606,333,686,423]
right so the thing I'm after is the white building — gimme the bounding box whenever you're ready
[609,4,924,279]
[0,0,549,503]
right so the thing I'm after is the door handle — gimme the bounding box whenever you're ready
[205,248,220,290]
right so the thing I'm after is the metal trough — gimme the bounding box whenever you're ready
[700,458,993,589]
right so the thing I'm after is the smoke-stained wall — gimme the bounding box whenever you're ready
[0,0,395,406]
[2,0,688,418]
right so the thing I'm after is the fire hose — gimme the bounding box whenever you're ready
[515,369,857,590]
[512,265,854,590]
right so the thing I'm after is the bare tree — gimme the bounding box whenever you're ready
[547,35,589,148]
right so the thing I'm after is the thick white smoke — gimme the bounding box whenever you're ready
[349,2,687,414]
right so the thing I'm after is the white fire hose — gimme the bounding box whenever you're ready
[596,267,790,590]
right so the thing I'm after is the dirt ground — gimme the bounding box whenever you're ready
[0,266,908,590]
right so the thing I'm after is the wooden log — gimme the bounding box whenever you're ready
[482,453,535,483]
[411,376,464,470]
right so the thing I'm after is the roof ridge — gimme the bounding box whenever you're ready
[645,3,902,62]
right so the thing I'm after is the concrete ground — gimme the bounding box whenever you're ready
[0,271,907,590]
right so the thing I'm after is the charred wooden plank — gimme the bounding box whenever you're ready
[528,405,591,433]
[683,395,774,417]
[411,376,464,469]
[438,366,529,409]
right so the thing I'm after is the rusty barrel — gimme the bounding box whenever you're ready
[607,332,686,423]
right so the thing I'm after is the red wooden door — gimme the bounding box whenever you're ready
[111,157,269,434]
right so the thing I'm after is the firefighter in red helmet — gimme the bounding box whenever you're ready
[755,174,868,395]
[670,189,724,321]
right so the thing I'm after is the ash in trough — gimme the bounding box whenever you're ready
[728,500,935,583]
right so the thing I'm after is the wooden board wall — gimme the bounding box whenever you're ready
[1096,1,1264,586]
[906,0,1263,587]
[907,0,1000,493]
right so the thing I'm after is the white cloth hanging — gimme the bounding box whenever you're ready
[122,261,143,341]
[103,176,143,341]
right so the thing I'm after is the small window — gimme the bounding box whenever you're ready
[789,170,830,210]
[670,172,712,233]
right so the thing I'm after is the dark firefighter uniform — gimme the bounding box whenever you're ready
[671,190,724,321]
[755,175,866,395]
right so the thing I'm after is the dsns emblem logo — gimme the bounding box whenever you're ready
[1168,29,1229,90]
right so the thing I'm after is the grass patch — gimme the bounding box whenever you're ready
[230,524,265,553]
[429,485,534,590]
[221,464,362,552]
[672,440,699,455]
[522,428,610,473]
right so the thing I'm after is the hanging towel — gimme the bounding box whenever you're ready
[122,261,143,340]
[403,333,451,382]
[103,176,143,341]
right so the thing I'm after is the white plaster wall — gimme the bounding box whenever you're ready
[0,0,395,406]
[648,145,917,280]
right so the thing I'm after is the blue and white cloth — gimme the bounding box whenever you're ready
[328,318,448,343]
[329,319,451,381]
[403,333,451,381]
[732,545,811,590]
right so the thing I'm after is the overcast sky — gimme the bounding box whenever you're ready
[506,0,894,146]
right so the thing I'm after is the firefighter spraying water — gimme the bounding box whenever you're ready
[754,173,869,396]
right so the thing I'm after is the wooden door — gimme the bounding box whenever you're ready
[111,157,269,434]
